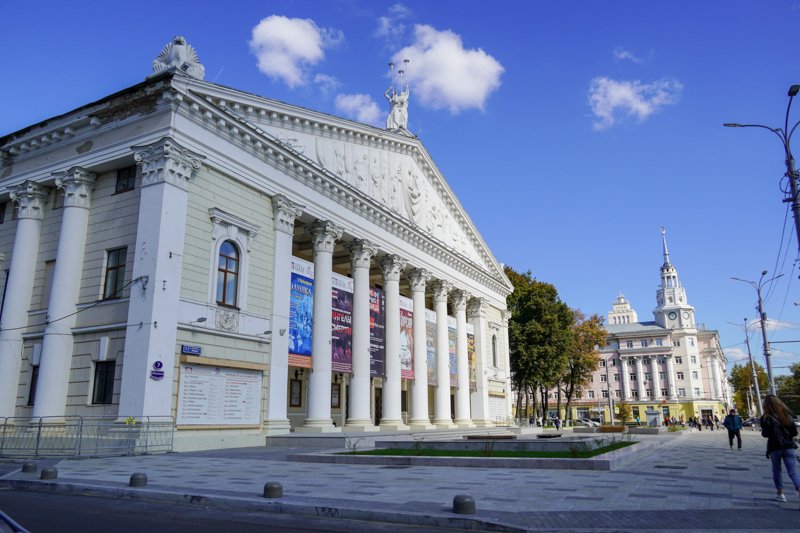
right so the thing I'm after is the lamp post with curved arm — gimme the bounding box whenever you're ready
[727,318,763,416]
[724,84,800,253]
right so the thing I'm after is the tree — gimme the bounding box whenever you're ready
[560,311,606,422]
[616,400,632,425]
[505,266,573,421]
[776,363,800,413]
[729,362,769,416]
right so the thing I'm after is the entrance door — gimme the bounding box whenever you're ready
[374,388,382,425]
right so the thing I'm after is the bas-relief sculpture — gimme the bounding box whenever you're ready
[152,36,205,80]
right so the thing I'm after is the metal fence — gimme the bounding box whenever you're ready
[0,416,174,458]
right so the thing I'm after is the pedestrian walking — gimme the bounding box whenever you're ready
[714,414,721,430]
[723,408,743,450]
[760,394,800,505]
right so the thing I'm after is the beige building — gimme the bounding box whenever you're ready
[0,37,513,450]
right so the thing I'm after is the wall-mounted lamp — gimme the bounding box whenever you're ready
[294,368,305,380]
[191,317,207,325]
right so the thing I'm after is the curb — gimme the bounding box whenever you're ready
[0,478,528,532]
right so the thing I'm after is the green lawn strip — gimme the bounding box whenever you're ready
[343,441,636,458]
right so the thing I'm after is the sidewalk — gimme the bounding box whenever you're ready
[2,428,798,531]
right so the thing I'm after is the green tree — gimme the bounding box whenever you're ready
[729,362,769,416]
[560,311,606,423]
[505,266,573,421]
[775,363,800,413]
[616,400,632,425]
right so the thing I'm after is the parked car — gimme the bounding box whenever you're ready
[742,417,759,427]
[579,417,600,427]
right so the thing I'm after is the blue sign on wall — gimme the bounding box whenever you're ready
[181,345,202,355]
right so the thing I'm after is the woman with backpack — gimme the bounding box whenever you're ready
[760,395,800,504]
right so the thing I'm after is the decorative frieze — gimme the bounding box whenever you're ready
[53,167,96,209]
[9,181,48,220]
[132,137,204,191]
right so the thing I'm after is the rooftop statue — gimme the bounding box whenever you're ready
[152,36,205,80]
[385,60,410,132]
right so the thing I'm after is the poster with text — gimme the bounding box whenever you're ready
[331,273,353,373]
[467,323,476,390]
[369,287,385,376]
[176,364,263,426]
[399,296,414,379]
[448,317,457,387]
[426,309,437,385]
[288,257,314,368]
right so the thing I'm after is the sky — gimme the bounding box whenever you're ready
[2,1,800,378]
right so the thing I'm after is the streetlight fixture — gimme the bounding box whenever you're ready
[727,318,763,415]
[731,271,783,396]
[724,84,800,253]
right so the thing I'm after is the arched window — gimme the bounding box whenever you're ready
[216,240,239,307]
[492,334,498,368]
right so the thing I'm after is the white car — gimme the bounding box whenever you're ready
[579,418,600,427]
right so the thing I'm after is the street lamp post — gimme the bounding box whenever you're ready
[724,84,800,253]
[731,271,783,396]
[605,360,615,425]
[728,318,763,415]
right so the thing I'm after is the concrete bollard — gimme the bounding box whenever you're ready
[129,473,148,487]
[21,461,38,474]
[40,467,58,480]
[263,482,283,498]
[453,494,476,514]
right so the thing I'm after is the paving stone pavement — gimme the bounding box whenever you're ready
[2,428,800,532]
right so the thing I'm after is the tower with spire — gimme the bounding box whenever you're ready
[653,226,695,329]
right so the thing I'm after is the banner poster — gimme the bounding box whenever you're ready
[425,309,437,385]
[467,323,476,390]
[288,257,314,368]
[399,296,414,379]
[448,317,457,387]
[331,273,354,373]
[369,287,386,377]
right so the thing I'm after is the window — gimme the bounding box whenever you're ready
[659,372,666,381]
[625,341,633,348]
[27,366,39,406]
[92,361,115,404]
[613,374,620,382]
[657,357,666,364]
[600,374,607,382]
[646,389,652,398]
[675,357,682,364]
[640,340,648,347]
[601,390,609,398]
[630,373,637,381]
[692,371,698,379]
[331,383,341,408]
[694,387,701,396]
[673,340,680,347]
[677,372,684,380]
[661,388,669,397]
[615,390,621,398]
[678,388,686,397]
[600,359,606,367]
[611,359,617,366]
[688,337,695,346]
[632,390,639,398]
[655,339,663,346]
[289,379,303,407]
[575,391,582,399]
[632,407,640,418]
[644,373,651,381]
[690,356,696,364]
[41,260,56,308]
[103,248,127,299]
[115,165,137,194]
[492,335,498,367]
[216,241,239,307]
[589,375,594,383]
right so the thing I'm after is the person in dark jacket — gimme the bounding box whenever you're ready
[723,408,743,450]
[760,395,800,503]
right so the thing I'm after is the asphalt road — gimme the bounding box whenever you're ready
[0,488,473,533]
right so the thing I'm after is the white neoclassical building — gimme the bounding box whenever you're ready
[0,37,513,450]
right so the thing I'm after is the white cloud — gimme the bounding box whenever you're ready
[588,76,683,130]
[249,15,343,88]
[375,3,411,44]
[613,47,644,64]
[335,93,382,126]
[392,24,504,114]
[314,74,340,96]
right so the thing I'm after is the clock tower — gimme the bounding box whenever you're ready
[653,227,695,329]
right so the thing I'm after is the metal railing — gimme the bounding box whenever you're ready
[0,416,174,458]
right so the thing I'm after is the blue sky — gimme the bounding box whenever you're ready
[3,1,800,377]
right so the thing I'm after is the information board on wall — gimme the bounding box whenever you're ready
[176,363,263,426]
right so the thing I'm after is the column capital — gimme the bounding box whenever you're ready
[501,309,511,327]
[451,289,468,311]
[272,194,303,235]
[307,220,343,253]
[54,166,96,209]
[430,279,452,303]
[349,239,378,270]
[407,268,430,293]
[380,254,406,281]
[132,137,204,191]
[467,297,486,319]
[9,180,48,220]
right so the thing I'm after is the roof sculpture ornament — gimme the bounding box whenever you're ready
[152,36,205,80]
[385,59,411,134]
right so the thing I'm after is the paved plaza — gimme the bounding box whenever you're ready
[2,428,799,531]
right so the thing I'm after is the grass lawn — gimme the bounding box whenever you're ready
[344,441,636,458]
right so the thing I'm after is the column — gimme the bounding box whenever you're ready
[452,289,472,427]
[33,168,96,419]
[345,239,379,431]
[468,298,491,426]
[119,138,204,418]
[299,220,342,432]
[502,311,512,420]
[407,268,434,429]
[620,357,631,400]
[650,357,662,400]
[635,356,646,400]
[0,181,47,418]
[708,356,721,399]
[431,279,454,428]
[264,195,303,434]
[666,355,677,400]
[379,254,408,430]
